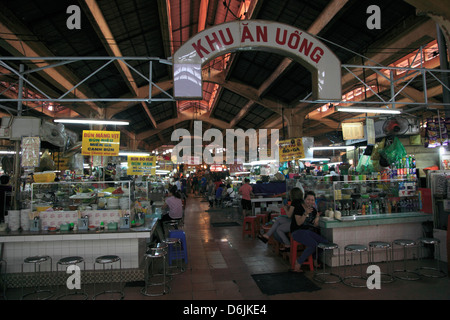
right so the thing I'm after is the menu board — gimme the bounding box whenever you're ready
[82,130,120,156]
[21,136,40,167]
[127,155,156,175]
[279,138,305,162]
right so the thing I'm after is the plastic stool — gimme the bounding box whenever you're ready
[256,213,268,226]
[163,238,185,275]
[392,239,420,281]
[93,255,124,300]
[289,238,314,271]
[56,256,88,300]
[417,237,446,278]
[368,241,394,283]
[21,255,54,300]
[343,244,368,288]
[242,216,260,238]
[313,243,341,283]
[141,243,170,296]
[169,229,188,265]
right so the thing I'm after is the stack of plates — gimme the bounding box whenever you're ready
[20,209,31,231]
[7,210,20,231]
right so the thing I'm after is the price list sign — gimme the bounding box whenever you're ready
[127,155,156,175]
[82,130,120,156]
[21,136,40,168]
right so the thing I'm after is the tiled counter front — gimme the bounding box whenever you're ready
[0,219,158,274]
[319,212,433,267]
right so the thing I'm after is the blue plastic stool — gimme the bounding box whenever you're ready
[168,230,188,265]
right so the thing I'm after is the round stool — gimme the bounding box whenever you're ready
[56,256,88,300]
[417,237,446,278]
[313,242,342,284]
[141,243,171,296]
[162,238,185,275]
[21,255,54,300]
[368,241,394,283]
[342,244,368,288]
[392,239,420,281]
[93,255,124,300]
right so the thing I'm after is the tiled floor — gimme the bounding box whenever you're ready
[4,194,450,300]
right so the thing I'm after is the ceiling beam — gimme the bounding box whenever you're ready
[0,6,102,118]
[82,0,157,128]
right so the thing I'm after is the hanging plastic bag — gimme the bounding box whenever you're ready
[370,138,385,161]
[356,154,374,174]
[379,136,406,165]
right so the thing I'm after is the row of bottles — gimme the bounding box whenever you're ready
[390,154,416,180]
[335,197,421,216]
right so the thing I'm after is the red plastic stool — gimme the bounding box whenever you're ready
[289,238,314,271]
[242,216,260,238]
[256,213,268,226]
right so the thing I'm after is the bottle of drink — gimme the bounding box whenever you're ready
[391,163,397,179]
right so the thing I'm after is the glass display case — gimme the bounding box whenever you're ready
[333,178,420,219]
[31,181,134,229]
[291,176,334,213]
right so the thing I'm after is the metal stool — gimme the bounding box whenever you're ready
[417,237,446,278]
[343,244,368,288]
[392,239,420,281]
[21,255,54,300]
[56,256,88,300]
[368,241,395,283]
[162,238,185,275]
[0,260,7,299]
[93,255,124,300]
[313,242,342,284]
[141,243,171,296]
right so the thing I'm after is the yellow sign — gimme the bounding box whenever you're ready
[127,155,156,175]
[53,152,71,171]
[279,138,305,162]
[81,130,120,156]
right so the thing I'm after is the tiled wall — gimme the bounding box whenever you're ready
[321,222,425,266]
[4,238,140,273]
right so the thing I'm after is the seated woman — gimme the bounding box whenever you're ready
[161,185,183,222]
[290,190,328,272]
[257,188,302,252]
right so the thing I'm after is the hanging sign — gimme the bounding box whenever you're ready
[21,136,40,167]
[173,20,341,101]
[126,155,156,175]
[342,122,364,140]
[279,138,305,162]
[81,130,120,156]
[52,152,71,171]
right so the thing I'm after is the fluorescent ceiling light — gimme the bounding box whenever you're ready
[300,158,331,162]
[336,107,401,114]
[119,151,150,156]
[54,119,129,125]
[310,146,355,151]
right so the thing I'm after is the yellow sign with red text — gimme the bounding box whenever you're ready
[81,130,120,156]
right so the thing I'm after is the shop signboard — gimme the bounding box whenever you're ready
[173,20,341,101]
[127,155,156,176]
[342,122,364,140]
[53,152,70,171]
[279,138,305,162]
[81,130,120,156]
